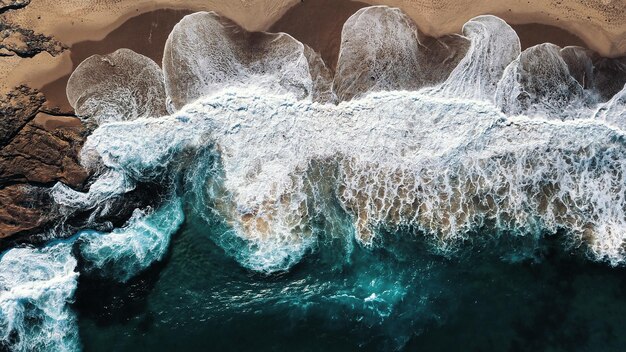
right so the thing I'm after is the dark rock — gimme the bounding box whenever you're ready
[0,0,29,13]
[0,20,65,58]
[0,85,44,145]
[0,85,90,241]
[0,111,88,187]
[0,184,54,239]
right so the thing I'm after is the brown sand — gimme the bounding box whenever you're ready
[270,0,369,71]
[511,23,588,51]
[31,112,81,131]
[1,0,625,107]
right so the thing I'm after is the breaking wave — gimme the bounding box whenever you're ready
[2,6,626,351]
[0,242,78,352]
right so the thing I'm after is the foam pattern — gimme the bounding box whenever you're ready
[77,85,626,270]
[66,48,168,125]
[495,43,586,119]
[333,6,468,101]
[0,242,79,352]
[595,84,626,129]
[162,11,333,110]
[78,196,184,282]
[435,15,521,102]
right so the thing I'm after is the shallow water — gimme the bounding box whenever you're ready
[73,203,626,351]
[4,7,626,351]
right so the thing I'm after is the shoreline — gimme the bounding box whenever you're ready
[1,0,624,105]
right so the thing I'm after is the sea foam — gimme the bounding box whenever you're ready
[78,196,185,282]
[75,87,626,271]
[0,242,79,352]
[2,7,626,351]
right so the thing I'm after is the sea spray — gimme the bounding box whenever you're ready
[72,88,626,272]
[0,242,79,352]
[0,197,184,351]
[78,197,185,282]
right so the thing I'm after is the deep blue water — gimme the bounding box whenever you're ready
[72,204,626,352]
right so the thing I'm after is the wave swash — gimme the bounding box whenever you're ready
[2,6,626,351]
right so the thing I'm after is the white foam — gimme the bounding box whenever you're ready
[77,85,626,271]
[0,242,79,352]
[51,10,626,275]
[66,48,167,125]
[162,11,332,110]
[333,6,467,101]
[78,197,184,282]
[435,15,520,102]
[595,84,626,129]
[495,43,588,119]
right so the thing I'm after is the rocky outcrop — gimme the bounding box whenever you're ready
[0,20,65,57]
[0,184,54,239]
[0,112,88,186]
[0,0,29,13]
[0,86,88,240]
[0,85,43,144]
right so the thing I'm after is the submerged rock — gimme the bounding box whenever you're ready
[0,184,53,239]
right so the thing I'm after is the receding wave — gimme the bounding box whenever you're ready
[2,6,626,351]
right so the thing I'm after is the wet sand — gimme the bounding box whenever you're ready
[41,1,594,110]
[2,0,625,110]
[270,0,369,71]
[41,9,193,111]
[511,23,587,52]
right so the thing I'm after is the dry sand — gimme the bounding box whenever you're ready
[1,0,624,107]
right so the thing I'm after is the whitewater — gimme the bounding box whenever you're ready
[1,7,626,351]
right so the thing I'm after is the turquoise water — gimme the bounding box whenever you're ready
[73,204,626,351]
[35,8,626,350]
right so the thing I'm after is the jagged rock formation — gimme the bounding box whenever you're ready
[0,85,43,144]
[0,21,65,57]
[0,0,29,13]
[0,112,87,186]
[0,86,87,239]
[0,184,55,239]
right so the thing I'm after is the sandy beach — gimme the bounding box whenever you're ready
[1,0,624,105]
